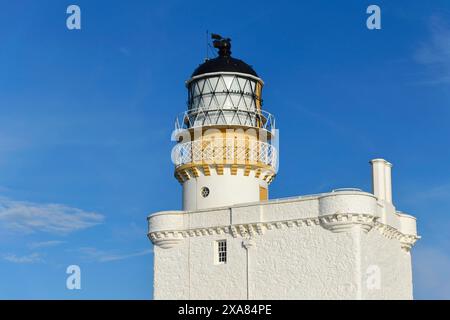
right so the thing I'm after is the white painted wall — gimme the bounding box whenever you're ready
[149,190,419,300]
[182,170,268,211]
[360,229,413,299]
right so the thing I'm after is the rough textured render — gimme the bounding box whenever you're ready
[148,188,419,300]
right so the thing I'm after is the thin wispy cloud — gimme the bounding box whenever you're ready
[119,47,131,56]
[3,252,43,264]
[28,240,65,249]
[0,197,104,235]
[400,182,450,207]
[413,182,450,202]
[75,247,152,263]
[414,15,450,85]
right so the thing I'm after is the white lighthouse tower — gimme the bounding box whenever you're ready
[172,35,276,211]
[148,35,420,300]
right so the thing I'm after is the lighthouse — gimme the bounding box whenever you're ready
[172,35,277,211]
[148,35,419,300]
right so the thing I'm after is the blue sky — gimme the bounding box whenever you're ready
[0,0,449,299]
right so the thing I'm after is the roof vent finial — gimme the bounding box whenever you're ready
[211,33,231,57]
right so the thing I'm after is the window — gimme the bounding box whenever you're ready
[201,187,210,198]
[216,240,227,264]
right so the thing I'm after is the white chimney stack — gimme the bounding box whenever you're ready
[384,161,393,203]
[370,158,393,203]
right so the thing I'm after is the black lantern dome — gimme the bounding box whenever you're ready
[191,34,258,77]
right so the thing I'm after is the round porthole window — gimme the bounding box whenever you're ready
[201,187,210,198]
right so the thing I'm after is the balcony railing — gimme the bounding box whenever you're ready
[174,108,276,134]
[172,138,278,170]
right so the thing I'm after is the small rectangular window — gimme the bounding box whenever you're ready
[216,240,227,264]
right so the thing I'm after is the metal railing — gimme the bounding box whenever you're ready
[172,138,278,169]
[174,108,276,133]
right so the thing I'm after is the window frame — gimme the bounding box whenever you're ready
[215,239,227,265]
